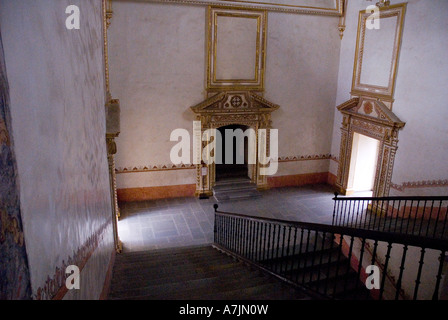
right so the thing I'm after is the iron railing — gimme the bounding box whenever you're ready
[213,204,448,300]
[332,194,448,240]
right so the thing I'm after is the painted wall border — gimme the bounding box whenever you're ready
[116,153,334,174]
[34,220,113,300]
[390,179,448,192]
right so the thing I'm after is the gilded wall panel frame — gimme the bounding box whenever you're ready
[219,0,343,15]
[351,3,406,101]
[121,0,343,16]
[207,6,267,91]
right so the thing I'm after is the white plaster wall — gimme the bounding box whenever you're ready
[109,2,206,189]
[110,2,341,189]
[265,11,340,178]
[391,0,448,188]
[0,0,114,299]
[330,0,448,195]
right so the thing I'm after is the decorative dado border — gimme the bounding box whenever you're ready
[34,219,112,300]
[115,153,335,174]
[390,179,448,192]
[277,153,332,162]
[116,163,196,174]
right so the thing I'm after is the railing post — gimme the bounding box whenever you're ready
[332,192,339,225]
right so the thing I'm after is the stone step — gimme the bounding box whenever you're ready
[213,178,261,202]
[108,245,311,300]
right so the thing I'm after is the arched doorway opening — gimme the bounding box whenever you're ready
[216,124,250,181]
[346,132,380,196]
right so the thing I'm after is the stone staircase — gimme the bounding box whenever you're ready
[213,177,261,203]
[107,245,311,300]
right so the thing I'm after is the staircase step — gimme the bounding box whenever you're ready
[214,190,262,202]
[108,245,311,300]
[212,177,261,202]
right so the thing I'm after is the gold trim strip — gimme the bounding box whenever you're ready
[113,0,344,16]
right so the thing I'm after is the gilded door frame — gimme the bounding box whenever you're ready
[191,91,279,196]
[335,97,405,198]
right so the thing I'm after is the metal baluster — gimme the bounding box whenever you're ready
[392,199,399,233]
[225,216,229,249]
[289,227,298,282]
[394,244,408,300]
[230,217,235,252]
[233,217,237,252]
[377,200,386,231]
[257,221,263,262]
[398,200,405,234]
[255,221,260,261]
[441,202,448,240]
[244,218,250,259]
[413,247,426,300]
[239,218,243,257]
[332,233,344,299]
[354,199,362,228]
[234,217,239,255]
[332,194,338,225]
[302,229,311,285]
[432,250,446,300]
[219,215,223,247]
[355,238,367,300]
[275,224,281,273]
[433,200,442,239]
[368,200,374,230]
[316,231,327,292]
[295,228,305,285]
[342,200,349,226]
[368,200,379,229]
[249,220,255,261]
[425,200,435,238]
[269,224,277,270]
[284,226,292,276]
[214,214,218,245]
[379,242,393,300]
[366,239,379,300]
[386,199,392,232]
[343,235,355,295]
[412,200,421,235]
[280,225,287,274]
[323,233,335,296]
[266,223,272,262]
[262,222,267,263]
[405,200,413,235]
[418,200,428,237]
[309,230,319,283]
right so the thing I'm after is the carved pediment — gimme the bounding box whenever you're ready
[191,91,279,114]
[337,97,405,128]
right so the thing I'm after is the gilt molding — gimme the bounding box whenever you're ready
[116,0,344,16]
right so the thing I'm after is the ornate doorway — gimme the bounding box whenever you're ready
[335,97,405,197]
[190,91,279,197]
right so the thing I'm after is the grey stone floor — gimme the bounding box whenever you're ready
[117,184,350,252]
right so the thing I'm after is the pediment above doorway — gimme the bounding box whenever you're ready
[337,97,405,129]
[191,91,279,115]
